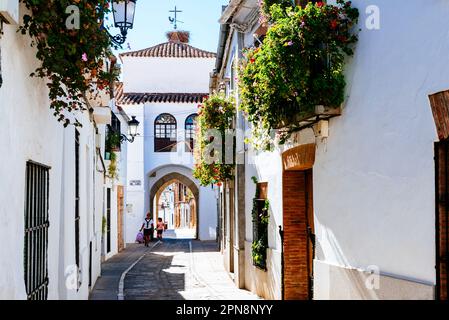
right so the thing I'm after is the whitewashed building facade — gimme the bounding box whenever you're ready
[117,31,218,242]
[0,2,129,299]
[213,0,449,300]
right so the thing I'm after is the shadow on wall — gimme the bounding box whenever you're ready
[315,223,380,299]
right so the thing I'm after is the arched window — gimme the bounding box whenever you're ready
[185,114,198,153]
[154,113,177,152]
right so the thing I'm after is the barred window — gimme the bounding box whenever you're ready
[155,113,177,152]
[24,161,50,300]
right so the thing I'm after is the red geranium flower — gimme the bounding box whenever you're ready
[330,20,338,29]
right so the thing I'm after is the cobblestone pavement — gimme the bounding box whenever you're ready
[90,239,261,300]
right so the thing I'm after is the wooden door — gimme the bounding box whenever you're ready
[305,170,315,299]
[117,186,125,252]
[435,141,449,300]
[228,181,235,273]
[282,169,315,300]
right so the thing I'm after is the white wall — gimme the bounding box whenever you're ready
[312,0,444,292]
[144,102,198,174]
[241,0,444,299]
[0,7,112,299]
[123,105,145,244]
[121,57,215,93]
[0,19,63,300]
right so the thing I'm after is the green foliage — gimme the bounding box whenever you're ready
[108,151,119,180]
[102,216,106,235]
[252,239,268,268]
[259,0,295,22]
[105,131,121,152]
[251,177,270,270]
[19,0,117,127]
[193,94,236,186]
[240,0,359,150]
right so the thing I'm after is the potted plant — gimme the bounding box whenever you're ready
[105,131,122,153]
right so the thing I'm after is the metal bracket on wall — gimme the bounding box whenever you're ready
[0,19,3,88]
[0,41,2,90]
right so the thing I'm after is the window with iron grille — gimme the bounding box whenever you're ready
[111,111,121,134]
[75,130,80,287]
[24,161,50,300]
[185,114,197,153]
[155,113,177,152]
[106,188,111,254]
[105,112,122,155]
[252,182,269,270]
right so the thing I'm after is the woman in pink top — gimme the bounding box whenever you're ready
[156,218,165,241]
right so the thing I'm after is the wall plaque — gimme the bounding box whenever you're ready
[129,180,142,186]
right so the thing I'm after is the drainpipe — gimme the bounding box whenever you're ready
[279,225,285,300]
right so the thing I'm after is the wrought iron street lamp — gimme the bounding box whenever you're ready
[121,116,140,143]
[106,0,137,46]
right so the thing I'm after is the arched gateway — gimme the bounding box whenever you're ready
[149,172,199,239]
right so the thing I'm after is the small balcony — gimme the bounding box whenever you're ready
[275,105,342,133]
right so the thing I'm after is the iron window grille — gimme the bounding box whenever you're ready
[155,113,177,152]
[105,112,122,156]
[24,161,50,300]
[252,182,269,271]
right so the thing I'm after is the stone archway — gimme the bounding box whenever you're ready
[149,172,200,239]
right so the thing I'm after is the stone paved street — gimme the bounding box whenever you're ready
[90,240,261,300]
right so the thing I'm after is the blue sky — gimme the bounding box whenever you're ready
[110,0,229,55]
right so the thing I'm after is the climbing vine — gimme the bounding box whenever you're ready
[19,0,117,126]
[107,151,119,180]
[193,94,235,187]
[251,177,270,270]
[240,0,359,149]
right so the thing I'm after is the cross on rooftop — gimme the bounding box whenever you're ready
[169,6,183,30]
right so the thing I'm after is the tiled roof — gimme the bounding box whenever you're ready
[120,41,217,58]
[115,83,207,105]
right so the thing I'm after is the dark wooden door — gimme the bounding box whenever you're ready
[435,141,449,300]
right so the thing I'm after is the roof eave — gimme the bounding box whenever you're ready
[219,0,244,24]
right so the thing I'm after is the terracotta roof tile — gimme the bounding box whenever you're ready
[120,41,216,59]
[114,82,207,105]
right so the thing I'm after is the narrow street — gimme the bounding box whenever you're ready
[90,240,260,300]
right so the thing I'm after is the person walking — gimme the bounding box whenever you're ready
[156,217,165,241]
[140,213,154,247]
